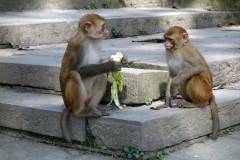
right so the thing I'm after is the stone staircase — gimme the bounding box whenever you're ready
[0,8,240,152]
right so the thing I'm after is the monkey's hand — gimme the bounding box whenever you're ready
[107,61,122,72]
[121,54,128,66]
[110,52,124,92]
[170,83,178,99]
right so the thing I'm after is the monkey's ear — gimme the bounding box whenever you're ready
[182,33,188,43]
[84,22,93,32]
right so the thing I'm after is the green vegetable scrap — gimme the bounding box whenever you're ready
[108,52,125,109]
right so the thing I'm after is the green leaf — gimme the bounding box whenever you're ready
[157,151,162,155]
[163,150,169,155]
[140,151,145,156]
[135,154,140,158]
[123,147,129,152]
[130,148,135,153]
[127,154,132,159]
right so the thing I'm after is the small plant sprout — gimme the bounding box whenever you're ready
[123,147,144,159]
[165,20,170,25]
[111,27,119,38]
[84,5,91,9]
[223,127,233,135]
[84,1,98,9]
[145,98,153,105]
[156,149,169,160]
[102,0,110,8]
[91,1,98,9]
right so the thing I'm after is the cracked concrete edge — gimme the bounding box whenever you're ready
[0,57,240,100]
[1,0,240,11]
[0,87,86,142]
[0,64,168,104]
[89,89,240,151]
[1,11,240,46]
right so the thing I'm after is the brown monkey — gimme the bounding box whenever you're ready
[155,26,219,140]
[59,13,127,146]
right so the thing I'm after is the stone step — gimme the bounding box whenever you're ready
[103,68,168,104]
[0,59,168,104]
[1,9,240,46]
[0,86,240,151]
[1,27,240,104]
[0,87,85,142]
[1,0,240,11]
[90,89,240,151]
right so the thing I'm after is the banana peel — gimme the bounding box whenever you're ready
[107,52,125,109]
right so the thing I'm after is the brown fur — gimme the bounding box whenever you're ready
[156,26,219,140]
[59,14,125,146]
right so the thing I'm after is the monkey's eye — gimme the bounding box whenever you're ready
[164,37,174,43]
[102,24,105,31]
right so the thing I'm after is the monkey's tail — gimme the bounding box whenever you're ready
[209,95,219,140]
[61,107,73,147]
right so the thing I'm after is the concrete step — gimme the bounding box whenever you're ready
[0,27,240,104]
[1,0,240,11]
[0,86,240,151]
[1,27,240,103]
[89,89,240,151]
[1,9,240,46]
[0,60,168,104]
[0,87,85,142]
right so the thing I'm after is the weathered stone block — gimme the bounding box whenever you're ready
[102,68,168,104]
[0,63,60,91]
[0,87,85,142]
[209,57,240,87]
[0,62,168,104]
[89,89,240,151]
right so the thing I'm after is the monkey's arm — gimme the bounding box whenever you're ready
[78,61,121,79]
[164,76,173,107]
[171,48,204,87]
[100,54,128,66]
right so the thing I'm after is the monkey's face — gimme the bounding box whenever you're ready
[163,26,189,51]
[100,23,109,38]
[87,21,109,40]
[164,36,175,50]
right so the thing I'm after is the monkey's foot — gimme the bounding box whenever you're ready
[177,100,196,108]
[101,108,110,116]
[150,105,170,110]
[87,107,110,117]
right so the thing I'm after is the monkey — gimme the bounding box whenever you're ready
[59,13,128,146]
[154,26,219,140]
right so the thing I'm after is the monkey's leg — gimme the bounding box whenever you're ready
[65,71,103,117]
[88,73,109,116]
[177,75,211,108]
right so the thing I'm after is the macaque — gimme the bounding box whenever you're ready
[155,26,219,140]
[59,13,127,146]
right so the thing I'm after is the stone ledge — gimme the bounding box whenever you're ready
[0,63,168,104]
[0,87,240,151]
[1,11,240,46]
[89,89,240,151]
[0,87,85,142]
[103,68,168,104]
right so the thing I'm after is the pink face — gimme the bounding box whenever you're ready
[164,37,174,50]
[101,23,109,37]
